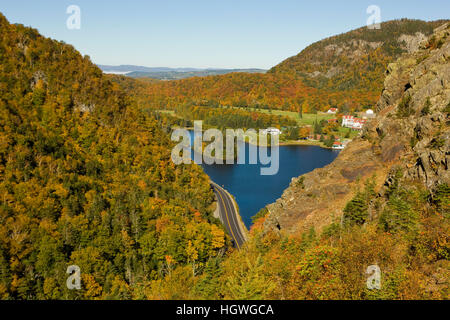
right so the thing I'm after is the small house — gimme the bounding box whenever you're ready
[332,141,345,150]
[327,108,338,114]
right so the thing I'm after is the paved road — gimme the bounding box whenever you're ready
[211,182,246,249]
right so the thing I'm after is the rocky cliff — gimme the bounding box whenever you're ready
[264,22,450,234]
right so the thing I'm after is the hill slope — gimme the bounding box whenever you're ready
[269,19,447,92]
[0,13,227,299]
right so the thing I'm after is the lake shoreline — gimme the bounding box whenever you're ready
[181,127,333,150]
[192,136,340,228]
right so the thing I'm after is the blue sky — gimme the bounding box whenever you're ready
[0,0,448,69]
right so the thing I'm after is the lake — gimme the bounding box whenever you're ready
[188,131,340,228]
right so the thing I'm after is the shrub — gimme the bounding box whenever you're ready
[421,97,431,115]
[433,183,450,215]
[397,95,413,118]
[343,178,376,226]
[443,101,450,114]
[296,176,305,189]
[251,207,269,224]
[429,137,445,149]
[379,190,419,235]
[343,192,369,225]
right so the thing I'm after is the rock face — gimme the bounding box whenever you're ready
[398,32,427,53]
[264,23,450,234]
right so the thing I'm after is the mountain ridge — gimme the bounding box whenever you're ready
[137,19,448,112]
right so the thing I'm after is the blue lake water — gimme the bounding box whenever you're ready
[188,131,340,228]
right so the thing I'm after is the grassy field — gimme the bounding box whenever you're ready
[156,110,176,116]
[157,107,360,141]
[234,107,335,126]
[158,107,334,126]
[232,107,360,139]
[336,126,360,139]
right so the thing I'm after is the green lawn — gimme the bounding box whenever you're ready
[158,107,335,126]
[237,107,335,126]
[158,107,359,140]
[235,107,363,140]
[156,110,176,116]
[335,126,360,139]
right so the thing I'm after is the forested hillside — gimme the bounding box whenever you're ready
[0,13,228,299]
[132,66,378,113]
[0,11,448,301]
[269,19,446,91]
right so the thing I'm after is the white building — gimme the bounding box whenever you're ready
[342,115,367,130]
[362,109,376,119]
[342,115,355,128]
[332,141,345,150]
[262,128,281,135]
[327,108,338,114]
[352,119,365,130]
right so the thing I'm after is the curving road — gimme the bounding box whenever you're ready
[211,182,246,249]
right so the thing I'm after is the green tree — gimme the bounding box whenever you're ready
[343,178,376,226]
[225,256,275,299]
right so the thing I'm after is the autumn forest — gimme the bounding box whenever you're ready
[0,10,448,301]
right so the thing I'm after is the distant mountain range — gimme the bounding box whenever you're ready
[97,64,266,80]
